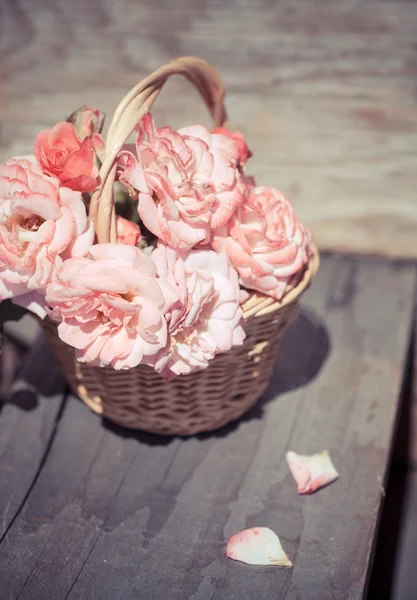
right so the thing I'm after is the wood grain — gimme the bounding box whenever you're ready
[0,0,416,258]
[0,256,414,600]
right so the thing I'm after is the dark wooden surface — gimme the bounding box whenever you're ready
[368,288,417,600]
[0,0,416,259]
[0,255,415,600]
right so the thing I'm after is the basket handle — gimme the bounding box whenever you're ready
[90,56,228,243]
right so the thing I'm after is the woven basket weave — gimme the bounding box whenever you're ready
[42,56,319,436]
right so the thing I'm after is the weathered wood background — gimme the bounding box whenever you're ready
[0,0,416,258]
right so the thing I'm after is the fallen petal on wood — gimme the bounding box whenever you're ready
[286,449,339,494]
[226,527,292,567]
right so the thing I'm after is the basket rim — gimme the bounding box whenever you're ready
[242,242,320,319]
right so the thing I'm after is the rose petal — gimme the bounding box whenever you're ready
[226,527,292,567]
[286,450,339,494]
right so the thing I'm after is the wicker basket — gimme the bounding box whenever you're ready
[42,56,320,436]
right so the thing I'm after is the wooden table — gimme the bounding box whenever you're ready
[0,254,415,600]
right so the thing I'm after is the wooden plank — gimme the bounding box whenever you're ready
[391,467,417,600]
[0,256,414,600]
[409,301,417,466]
[368,284,417,598]
[0,335,66,540]
[0,0,416,259]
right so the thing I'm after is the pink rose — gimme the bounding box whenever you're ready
[116,216,142,246]
[118,114,248,251]
[149,244,246,379]
[35,122,103,193]
[46,244,173,370]
[0,156,94,317]
[213,186,310,300]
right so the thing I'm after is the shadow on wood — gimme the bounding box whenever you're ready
[4,333,67,412]
[263,306,331,397]
[0,339,27,405]
[102,306,331,445]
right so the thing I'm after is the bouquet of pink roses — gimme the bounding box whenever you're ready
[0,57,314,388]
